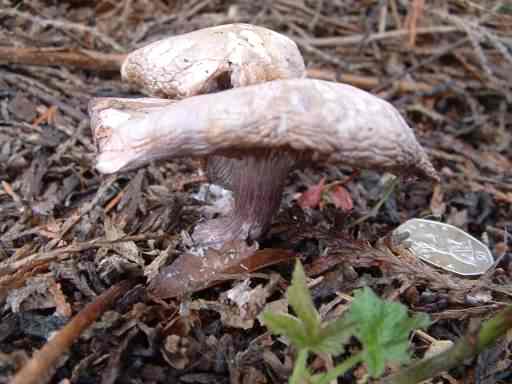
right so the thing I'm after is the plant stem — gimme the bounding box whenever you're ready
[314,352,364,384]
[379,305,512,384]
[290,349,310,384]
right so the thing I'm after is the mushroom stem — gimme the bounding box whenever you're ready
[205,155,238,190]
[192,150,295,248]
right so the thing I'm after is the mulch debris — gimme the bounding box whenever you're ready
[1,1,511,383]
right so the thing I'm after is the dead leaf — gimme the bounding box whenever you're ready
[297,177,325,209]
[103,216,145,267]
[181,275,279,330]
[297,178,354,212]
[162,334,191,369]
[5,275,67,314]
[143,244,175,281]
[221,274,280,328]
[148,242,295,299]
[424,339,454,359]
[327,185,353,212]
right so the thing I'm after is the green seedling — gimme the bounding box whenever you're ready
[262,260,430,384]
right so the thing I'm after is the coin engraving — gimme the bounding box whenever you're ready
[393,218,494,276]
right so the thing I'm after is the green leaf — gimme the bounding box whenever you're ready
[261,311,308,349]
[264,261,356,357]
[288,260,321,338]
[311,316,356,356]
[347,287,431,378]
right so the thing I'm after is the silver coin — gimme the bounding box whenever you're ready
[393,218,494,276]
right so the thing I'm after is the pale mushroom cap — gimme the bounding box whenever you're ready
[121,23,306,98]
[89,78,438,181]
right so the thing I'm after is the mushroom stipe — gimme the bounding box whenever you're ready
[193,149,297,247]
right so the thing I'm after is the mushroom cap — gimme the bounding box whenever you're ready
[89,78,438,181]
[121,23,306,98]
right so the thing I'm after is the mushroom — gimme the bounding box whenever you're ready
[97,23,307,246]
[89,24,438,298]
[89,78,439,249]
[120,23,305,98]
[120,24,305,215]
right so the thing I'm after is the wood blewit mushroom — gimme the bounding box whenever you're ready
[90,79,439,250]
[120,23,305,98]
[89,24,438,300]
[94,23,308,247]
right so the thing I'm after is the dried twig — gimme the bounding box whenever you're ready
[294,26,459,47]
[10,279,134,384]
[0,9,125,51]
[0,233,165,276]
[0,45,436,94]
[0,47,126,71]
[371,37,469,93]
[307,67,434,93]
[405,0,425,48]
